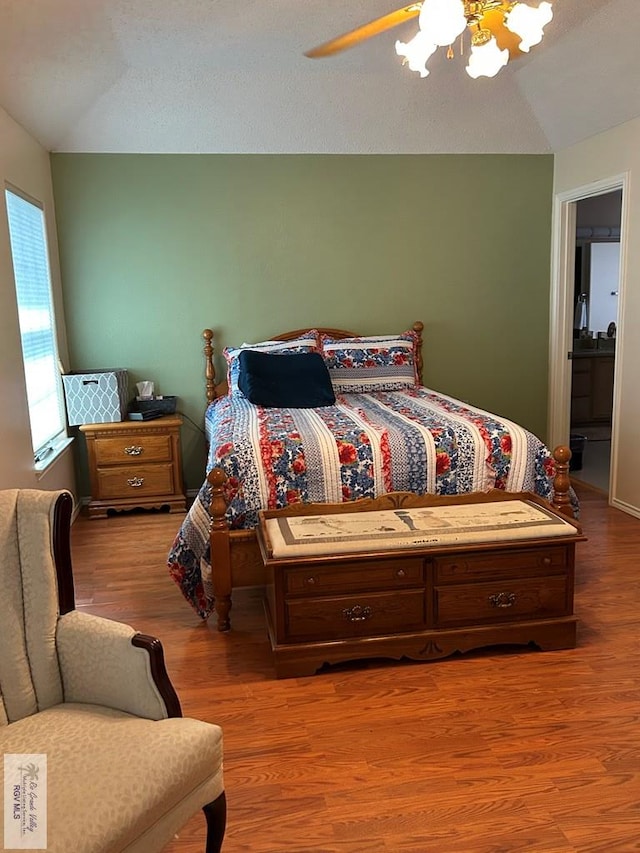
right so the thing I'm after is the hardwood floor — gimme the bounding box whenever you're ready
[69,485,640,853]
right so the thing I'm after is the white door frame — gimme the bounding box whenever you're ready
[548,172,629,499]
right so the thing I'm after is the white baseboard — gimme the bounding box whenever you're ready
[611,497,640,520]
[71,497,89,522]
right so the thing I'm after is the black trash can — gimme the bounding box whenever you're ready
[569,433,587,472]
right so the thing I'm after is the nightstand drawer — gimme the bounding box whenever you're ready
[434,546,569,583]
[93,434,173,466]
[96,464,175,499]
[434,575,570,627]
[285,557,424,596]
[285,589,425,641]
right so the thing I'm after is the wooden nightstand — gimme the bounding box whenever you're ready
[80,415,186,518]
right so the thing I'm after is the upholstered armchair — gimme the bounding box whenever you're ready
[0,489,226,852]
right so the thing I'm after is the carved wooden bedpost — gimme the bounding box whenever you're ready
[203,329,216,404]
[551,445,573,517]
[207,467,232,632]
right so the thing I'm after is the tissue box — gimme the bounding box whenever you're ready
[62,369,129,425]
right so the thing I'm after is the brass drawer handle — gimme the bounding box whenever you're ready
[489,592,516,608]
[305,576,317,586]
[127,477,145,488]
[396,569,406,578]
[542,556,552,566]
[124,445,143,456]
[342,605,373,623]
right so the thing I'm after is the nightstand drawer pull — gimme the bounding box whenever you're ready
[342,604,373,623]
[488,591,516,608]
[127,477,145,488]
[124,445,144,456]
[396,568,406,578]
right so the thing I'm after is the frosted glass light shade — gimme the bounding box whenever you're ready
[395,31,438,77]
[505,1,554,52]
[418,0,467,47]
[466,37,509,78]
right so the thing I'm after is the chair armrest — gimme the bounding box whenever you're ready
[56,611,181,720]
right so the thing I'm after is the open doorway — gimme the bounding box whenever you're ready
[548,173,627,505]
[569,190,621,493]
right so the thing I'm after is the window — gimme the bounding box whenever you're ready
[5,187,67,463]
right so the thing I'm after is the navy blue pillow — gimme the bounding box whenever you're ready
[238,349,336,408]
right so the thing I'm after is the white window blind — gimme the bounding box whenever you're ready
[5,188,67,461]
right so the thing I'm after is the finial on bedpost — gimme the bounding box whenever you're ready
[207,467,228,528]
[551,445,573,517]
[203,329,216,404]
[412,321,424,385]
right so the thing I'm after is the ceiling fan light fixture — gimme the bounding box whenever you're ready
[466,34,509,77]
[400,0,553,79]
[303,0,553,79]
[418,0,467,47]
[395,31,438,77]
[505,1,554,52]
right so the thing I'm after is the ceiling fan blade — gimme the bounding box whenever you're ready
[305,4,422,59]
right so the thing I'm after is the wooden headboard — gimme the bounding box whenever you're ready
[202,321,424,404]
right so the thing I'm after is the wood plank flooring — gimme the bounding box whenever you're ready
[69,484,640,852]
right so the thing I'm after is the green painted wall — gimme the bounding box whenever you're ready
[50,154,553,494]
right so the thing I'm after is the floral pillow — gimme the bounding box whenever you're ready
[224,331,320,395]
[321,330,419,393]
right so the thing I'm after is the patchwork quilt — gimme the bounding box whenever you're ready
[168,388,559,618]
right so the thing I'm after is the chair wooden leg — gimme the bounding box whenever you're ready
[203,791,226,853]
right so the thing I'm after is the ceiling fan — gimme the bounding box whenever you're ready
[305,0,554,79]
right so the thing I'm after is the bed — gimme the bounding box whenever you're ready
[168,322,574,630]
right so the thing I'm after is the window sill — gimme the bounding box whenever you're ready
[35,436,74,479]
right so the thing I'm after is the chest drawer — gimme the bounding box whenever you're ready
[285,589,426,641]
[434,545,569,583]
[434,575,570,628]
[284,557,424,596]
[96,464,175,499]
[93,434,173,466]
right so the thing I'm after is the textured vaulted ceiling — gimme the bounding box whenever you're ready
[0,0,637,154]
